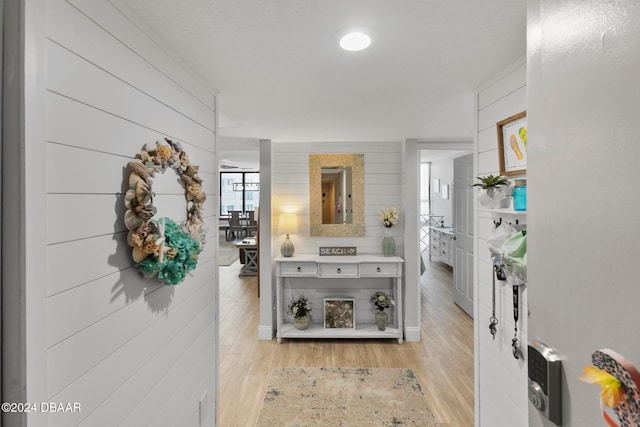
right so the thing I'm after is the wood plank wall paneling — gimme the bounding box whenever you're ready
[46,213,215,298]
[46,41,214,148]
[47,266,215,427]
[46,0,215,131]
[474,60,528,426]
[47,233,129,295]
[270,142,406,340]
[43,0,217,425]
[271,141,404,255]
[45,93,216,174]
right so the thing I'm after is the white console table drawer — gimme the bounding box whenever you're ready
[280,262,318,276]
[360,263,398,277]
[318,263,358,277]
[429,226,454,267]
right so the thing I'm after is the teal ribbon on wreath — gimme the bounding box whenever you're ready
[136,218,200,285]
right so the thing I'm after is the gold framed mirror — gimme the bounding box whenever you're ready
[309,154,365,236]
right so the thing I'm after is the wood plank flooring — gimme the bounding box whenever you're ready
[219,255,474,426]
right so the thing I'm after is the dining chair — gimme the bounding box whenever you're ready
[226,210,246,241]
[246,210,258,237]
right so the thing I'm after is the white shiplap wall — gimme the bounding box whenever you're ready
[429,155,455,226]
[474,58,528,427]
[271,141,404,255]
[43,1,217,426]
[268,141,406,334]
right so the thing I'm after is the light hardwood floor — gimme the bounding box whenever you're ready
[219,255,474,426]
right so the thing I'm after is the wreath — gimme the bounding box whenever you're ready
[124,138,207,285]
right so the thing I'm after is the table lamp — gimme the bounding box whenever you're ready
[278,213,298,257]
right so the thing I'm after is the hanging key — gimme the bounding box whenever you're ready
[489,316,498,340]
[511,285,521,359]
[512,334,521,359]
[489,260,501,340]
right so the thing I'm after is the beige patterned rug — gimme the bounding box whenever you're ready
[256,367,440,426]
[218,237,240,266]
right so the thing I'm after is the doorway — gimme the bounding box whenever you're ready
[321,181,335,224]
[419,146,473,319]
[453,153,474,317]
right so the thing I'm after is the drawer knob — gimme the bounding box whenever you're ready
[337,268,342,273]
[376,267,382,272]
[297,266,302,272]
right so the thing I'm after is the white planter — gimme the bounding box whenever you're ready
[477,187,509,209]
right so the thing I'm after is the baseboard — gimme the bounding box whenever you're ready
[260,325,419,341]
[404,326,421,342]
[258,325,274,340]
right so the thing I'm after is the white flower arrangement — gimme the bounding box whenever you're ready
[287,296,311,319]
[378,207,399,228]
[370,291,395,312]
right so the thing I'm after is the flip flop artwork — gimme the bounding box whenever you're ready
[580,349,640,427]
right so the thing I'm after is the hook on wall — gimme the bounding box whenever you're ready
[494,217,520,228]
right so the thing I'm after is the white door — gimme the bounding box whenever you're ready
[453,154,474,317]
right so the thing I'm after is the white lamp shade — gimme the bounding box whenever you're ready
[277,213,298,236]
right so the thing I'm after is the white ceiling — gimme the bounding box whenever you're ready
[218,136,260,170]
[114,0,526,143]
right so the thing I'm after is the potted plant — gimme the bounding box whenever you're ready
[370,291,394,331]
[288,295,312,330]
[473,174,510,208]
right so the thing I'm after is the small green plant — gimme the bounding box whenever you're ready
[287,295,311,319]
[370,291,394,312]
[472,174,509,189]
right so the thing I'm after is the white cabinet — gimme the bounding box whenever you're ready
[275,255,404,343]
[429,226,454,267]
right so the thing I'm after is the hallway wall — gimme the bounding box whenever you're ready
[266,141,418,339]
[473,58,528,426]
[429,155,454,226]
[16,0,217,425]
[271,141,403,255]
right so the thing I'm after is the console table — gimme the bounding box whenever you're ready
[275,255,404,343]
[235,239,258,277]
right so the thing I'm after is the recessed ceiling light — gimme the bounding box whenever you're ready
[339,32,371,51]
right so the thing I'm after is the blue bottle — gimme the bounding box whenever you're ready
[513,179,527,211]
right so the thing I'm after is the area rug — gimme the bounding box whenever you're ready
[218,238,240,266]
[256,367,440,426]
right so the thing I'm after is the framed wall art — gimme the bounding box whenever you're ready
[441,184,449,200]
[324,298,355,329]
[497,111,527,176]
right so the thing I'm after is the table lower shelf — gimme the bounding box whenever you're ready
[277,323,403,343]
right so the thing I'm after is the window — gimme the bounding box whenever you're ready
[220,172,260,216]
[419,162,431,252]
[243,172,259,214]
[420,162,431,216]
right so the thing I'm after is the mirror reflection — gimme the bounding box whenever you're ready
[321,166,352,224]
[309,154,364,237]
